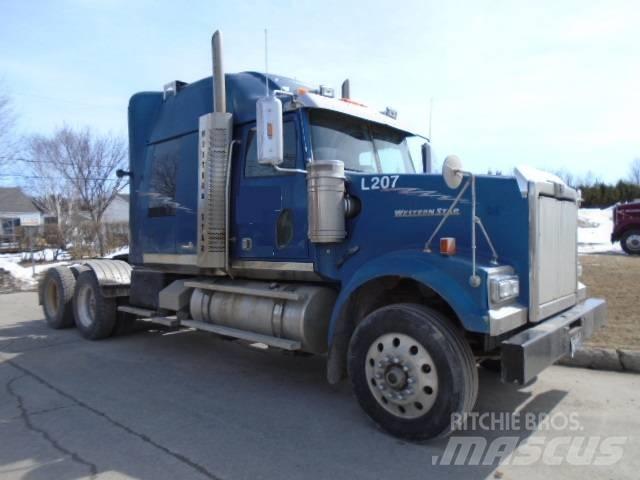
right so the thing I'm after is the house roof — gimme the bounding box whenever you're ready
[0,187,40,214]
[117,193,130,203]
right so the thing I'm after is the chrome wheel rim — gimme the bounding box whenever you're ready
[626,234,640,252]
[76,283,96,328]
[365,332,439,419]
[44,280,59,318]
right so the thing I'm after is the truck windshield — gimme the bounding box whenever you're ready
[309,109,423,173]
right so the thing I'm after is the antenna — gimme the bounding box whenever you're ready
[428,96,433,140]
[264,29,269,96]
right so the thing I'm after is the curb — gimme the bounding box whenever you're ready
[557,347,640,373]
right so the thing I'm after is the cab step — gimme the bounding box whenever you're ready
[117,306,180,327]
[180,319,301,350]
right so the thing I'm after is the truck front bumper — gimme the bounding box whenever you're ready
[500,298,607,384]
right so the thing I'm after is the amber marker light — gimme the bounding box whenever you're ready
[440,237,456,256]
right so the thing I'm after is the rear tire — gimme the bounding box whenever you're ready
[41,267,76,329]
[73,270,116,340]
[621,229,640,255]
[348,303,478,441]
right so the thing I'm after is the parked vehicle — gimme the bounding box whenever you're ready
[39,31,606,441]
[612,201,640,255]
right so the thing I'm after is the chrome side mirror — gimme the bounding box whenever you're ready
[442,155,463,189]
[256,96,283,165]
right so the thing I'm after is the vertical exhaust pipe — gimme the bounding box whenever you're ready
[341,79,350,99]
[212,31,226,113]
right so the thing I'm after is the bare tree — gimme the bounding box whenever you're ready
[628,158,640,185]
[0,87,17,168]
[553,169,576,187]
[28,126,128,256]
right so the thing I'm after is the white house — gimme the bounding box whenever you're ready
[0,187,43,243]
[102,194,129,224]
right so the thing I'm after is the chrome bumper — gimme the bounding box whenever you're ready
[500,298,607,384]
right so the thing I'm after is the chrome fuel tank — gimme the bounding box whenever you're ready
[189,280,337,353]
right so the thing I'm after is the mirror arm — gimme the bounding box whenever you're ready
[273,165,307,174]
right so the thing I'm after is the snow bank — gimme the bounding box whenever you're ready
[577,207,622,254]
[0,258,70,288]
[105,246,129,258]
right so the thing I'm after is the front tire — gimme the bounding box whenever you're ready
[73,270,116,340]
[621,229,640,255]
[348,303,478,441]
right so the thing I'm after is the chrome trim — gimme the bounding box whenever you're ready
[528,181,540,321]
[143,253,198,266]
[528,181,579,322]
[483,265,514,277]
[489,303,528,336]
[538,293,577,320]
[501,297,606,384]
[231,260,315,272]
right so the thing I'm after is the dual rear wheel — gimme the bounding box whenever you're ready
[41,267,119,340]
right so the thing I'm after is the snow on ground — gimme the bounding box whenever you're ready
[578,207,622,254]
[0,247,127,292]
[0,257,70,290]
[105,246,129,258]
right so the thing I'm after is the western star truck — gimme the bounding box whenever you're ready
[39,31,606,441]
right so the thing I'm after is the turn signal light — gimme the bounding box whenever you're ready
[440,237,456,256]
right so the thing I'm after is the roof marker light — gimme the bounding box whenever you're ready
[319,85,335,97]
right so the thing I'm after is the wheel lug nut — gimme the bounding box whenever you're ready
[375,373,382,379]
[407,377,415,384]
[392,357,400,364]
[402,365,409,372]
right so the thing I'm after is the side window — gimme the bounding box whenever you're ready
[245,120,297,177]
[148,139,179,217]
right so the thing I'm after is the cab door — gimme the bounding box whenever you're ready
[231,112,309,260]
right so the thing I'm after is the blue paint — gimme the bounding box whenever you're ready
[128,72,530,343]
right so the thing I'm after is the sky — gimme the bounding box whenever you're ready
[0,0,638,183]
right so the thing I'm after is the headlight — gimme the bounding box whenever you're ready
[489,275,520,304]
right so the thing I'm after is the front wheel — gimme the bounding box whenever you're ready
[621,229,640,255]
[348,304,478,441]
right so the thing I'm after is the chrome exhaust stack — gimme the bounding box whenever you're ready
[212,30,226,113]
[197,30,234,272]
[341,79,350,99]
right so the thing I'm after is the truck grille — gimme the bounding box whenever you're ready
[530,195,578,322]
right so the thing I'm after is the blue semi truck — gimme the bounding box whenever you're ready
[40,31,606,440]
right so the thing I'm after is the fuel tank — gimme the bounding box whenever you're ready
[189,280,337,353]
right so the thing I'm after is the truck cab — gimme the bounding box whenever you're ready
[40,31,606,441]
[612,201,640,255]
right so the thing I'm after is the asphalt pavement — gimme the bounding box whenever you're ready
[0,292,638,480]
